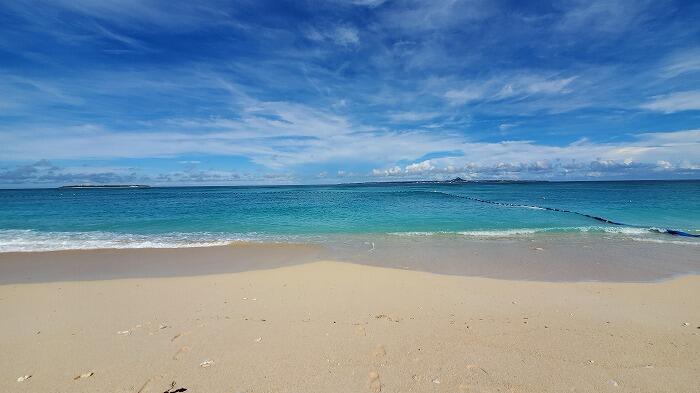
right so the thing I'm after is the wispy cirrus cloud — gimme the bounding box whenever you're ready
[443,74,578,106]
[641,91,700,113]
[662,47,700,77]
[556,0,653,34]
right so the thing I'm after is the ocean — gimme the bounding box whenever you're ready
[1,181,699,252]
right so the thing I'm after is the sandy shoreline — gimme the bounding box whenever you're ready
[1,246,699,392]
[1,236,699,284]
[0,243,323,284]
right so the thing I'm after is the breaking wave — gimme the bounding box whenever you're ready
[1,225,698,253]
[0,230,275,253]
[388,225,694,239]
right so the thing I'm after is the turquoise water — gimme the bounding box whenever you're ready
[1,181,699,251]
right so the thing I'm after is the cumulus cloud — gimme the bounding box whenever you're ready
[372,166,402,176]
[405,160,435,174]
[369,129,700,180]
[372,157,700,181]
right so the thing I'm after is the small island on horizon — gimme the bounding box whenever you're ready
[346,177,550,186]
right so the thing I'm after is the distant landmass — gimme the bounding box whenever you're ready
[345,177,549,186]
[441,177,546,183]
[58,185,151,189]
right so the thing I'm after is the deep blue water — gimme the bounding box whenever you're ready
[1,181,699,251]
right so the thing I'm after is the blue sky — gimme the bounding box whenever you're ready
[1,0,699,187]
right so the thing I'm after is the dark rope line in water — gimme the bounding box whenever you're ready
[428,190,700,238]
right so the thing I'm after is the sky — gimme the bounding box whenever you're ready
[1,0,700,187]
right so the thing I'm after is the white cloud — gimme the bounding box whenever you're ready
[3,119,699,180]
[372,166,402,176]
[662,47,700,77]
[387,111,441,122]
[333,26,359,45]
[405,160,434,174]
[444,87,484,105]
[3,127,699,184]
[640,90,700,113]
[556,0,649,34]
[655,160,672,170]
[305,25,360,46]
[498,123,517,131]
[523,76,577,95]
[378,0,495,33]
[351,0,387,7]
[443,74,577,106]
[367,129,700,179]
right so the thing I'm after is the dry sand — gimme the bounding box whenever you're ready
[1,245,699,392]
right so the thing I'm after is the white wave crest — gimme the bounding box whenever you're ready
[387,226,698,239]
[629,238,700,246]
[0,230,258,252]
[457,229,541,237]
[2,226,698,253]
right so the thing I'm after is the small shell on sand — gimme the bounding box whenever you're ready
[199,360,214,368]
[74,372,94,380]
[17,375,31,382]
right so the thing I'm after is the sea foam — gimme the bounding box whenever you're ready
[0,230,248,252]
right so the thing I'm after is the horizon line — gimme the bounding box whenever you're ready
[1,178,699,191]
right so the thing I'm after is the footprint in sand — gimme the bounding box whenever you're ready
[368,371,381,392]
[373,344,386,358]
[172,346,190,360]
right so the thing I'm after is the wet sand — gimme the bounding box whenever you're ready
[0,243,323,284]
[320,234,700,282]
[1,236,698,284]
[1,245,699,392]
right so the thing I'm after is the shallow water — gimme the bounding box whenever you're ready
[1,181,699,252]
